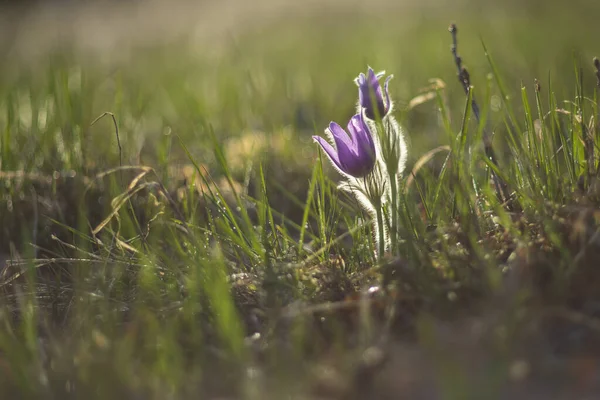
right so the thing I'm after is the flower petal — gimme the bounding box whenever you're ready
[347,115,376,172]
[354,72,367,87]
[348,114,375,156]
[315,115,377,178]
[358,67,386,119]
[336,115,375,177]
[312,135,344,172]
[329,121,353,149]
[367,68,380,87]
[367,68,384,99]
[332,131,361,174]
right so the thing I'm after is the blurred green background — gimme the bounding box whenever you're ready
[1,0,597,166]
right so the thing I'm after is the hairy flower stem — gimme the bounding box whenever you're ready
[389,177,398,255]
[375,203,386,260]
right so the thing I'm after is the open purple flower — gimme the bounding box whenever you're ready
[355,67,393,120]
[313,113,376,178]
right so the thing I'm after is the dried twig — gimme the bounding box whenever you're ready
[449,24,512,207]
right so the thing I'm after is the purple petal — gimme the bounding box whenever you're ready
[329,123,360,172]
[339,115,376,177]
[312,135,344,172]
[329,121,353,148]
[358,67,385,119]
[356,73,369,111]
[348,114,375,157]
[355,72,366,87]
[347,114,364,144]
[367,68,380,87]
[367,68,383,98]
[315,115,377,178]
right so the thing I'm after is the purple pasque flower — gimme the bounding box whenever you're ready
[313,113,376,178]
[355,67,393,120]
